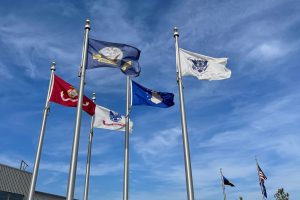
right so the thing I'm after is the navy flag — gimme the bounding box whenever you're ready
[87,38,141,76]
[131,80,174,108]
[223,176,235,187]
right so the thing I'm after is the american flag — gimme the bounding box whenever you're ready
[258,165,267,183]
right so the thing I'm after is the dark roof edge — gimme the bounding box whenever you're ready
[35,191,78,200]
[0,163,32,175]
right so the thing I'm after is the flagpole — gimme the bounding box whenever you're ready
[173,27,195,200]
[66,19,90,200]
[27,61,56,200]
[255,157,265,200]
[83,93,96,200]
[220,168,226,200]
[123,75,131,200]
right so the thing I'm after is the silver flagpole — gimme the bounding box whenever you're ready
[66,19,90,200]
[28,61,56,200]
[123,76,131,200]
[220,168,226,200]
[255,157,265,200]
[173,27,195,200]
[83,93,96,200]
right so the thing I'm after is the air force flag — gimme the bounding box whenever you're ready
[87,38,141,76]
[179,48,231,80]
[131,81,174,108]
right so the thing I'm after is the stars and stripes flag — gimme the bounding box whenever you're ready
[257,164,267,198]
[258,164,267,183]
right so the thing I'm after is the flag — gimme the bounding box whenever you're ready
[49,74,96,116]
[131,80,174,108]
[179,48,231,80]
[93,105,133,132]
[87,38,141,76]
[258,165,267,182]
[223,176,235,187]
[258,165,267,198]
[261,182,267,198]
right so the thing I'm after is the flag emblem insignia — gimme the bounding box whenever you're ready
[93,47,123,66]
[150,91,163,104]
[109,111,122,122]
[188,58,208,73]
[67,88,78,99]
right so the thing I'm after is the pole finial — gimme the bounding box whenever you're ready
[173,27,179,37]
[92,92,96,101]
[51,61,56,71]
[85,19,91,30]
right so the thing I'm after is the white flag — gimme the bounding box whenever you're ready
[93,105,133,132]
[179,48,231,80]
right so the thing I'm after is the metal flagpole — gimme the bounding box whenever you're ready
[220,168,226,200]
[83,93,96,200]
[173,27,195,200]
[66,19,90,200]
[255,157,265,200]
[27,61,56,200]
[123,75,131,200]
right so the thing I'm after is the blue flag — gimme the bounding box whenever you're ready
[131,80,174,108]
[87,38,141,76]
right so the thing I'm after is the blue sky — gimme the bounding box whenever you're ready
[0,0,300,199]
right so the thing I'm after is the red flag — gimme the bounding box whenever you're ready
[49,74,96,116]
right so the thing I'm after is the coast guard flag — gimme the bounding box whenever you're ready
[87,38,141,76]
[93,105,133,132]
[179,48,231,80]
[131,80,174,108]
[49,74,96,116]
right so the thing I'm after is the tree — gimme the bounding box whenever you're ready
[274,188,289,200]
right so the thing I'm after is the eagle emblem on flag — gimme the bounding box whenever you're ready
[188,58,208,73]
[67,88,78,99]
[109,111,122,122]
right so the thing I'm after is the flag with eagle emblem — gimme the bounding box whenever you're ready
[93,105,133,132]
[179,48,231,80]
[49,74,96,116]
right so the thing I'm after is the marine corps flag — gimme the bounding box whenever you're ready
[49,74,96,116]
[87,38,141,76]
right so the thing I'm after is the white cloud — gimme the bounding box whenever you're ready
[133,127,181,157]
